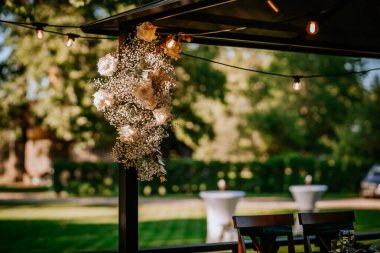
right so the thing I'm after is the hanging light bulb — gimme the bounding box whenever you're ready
[165,35,177,49]
[306,21,319,35]
[293,76,302,91]
[66,33,78,47]
[36,28,44,40]
[34,23,46,40]
[267,0,280,13]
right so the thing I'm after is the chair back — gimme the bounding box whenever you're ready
[233,214,295,253]
[298,211,355,253]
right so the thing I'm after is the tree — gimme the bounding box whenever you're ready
[344,75,380,160]
[240,51,364,157]
[0,1,227,181]
[170,45,226,150]
[0,1,134,181]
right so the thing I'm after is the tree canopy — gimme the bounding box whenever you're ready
[240,51,374,159]
[0,1,227,180]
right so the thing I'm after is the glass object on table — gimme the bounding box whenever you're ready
[339,230,356,248]
[369,241,380,253]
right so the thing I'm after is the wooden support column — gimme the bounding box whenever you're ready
[118,23,139,253]
[119,164,138,253]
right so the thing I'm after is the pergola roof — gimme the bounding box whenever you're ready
[81,0,380,59]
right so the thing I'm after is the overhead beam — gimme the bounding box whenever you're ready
[191,35,380,59]
[81,0,235,34]
[167,13,300,33]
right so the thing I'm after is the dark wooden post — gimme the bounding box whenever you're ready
[119,164,138,253]
[118,23,139,253]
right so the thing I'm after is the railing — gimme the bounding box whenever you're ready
[83,231,380,253]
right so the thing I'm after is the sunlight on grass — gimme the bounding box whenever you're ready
[0,201,379,253]
[0,204,117,224]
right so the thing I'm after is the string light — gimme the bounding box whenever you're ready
[1,19,380,82]
[267,0,280,13]
[36,28,44,40]
[293,76,301,91]
[0,19,113,44]
[306,21,319,35]
[66,33,78,47]
[33,23,47,40]
[165,35,177,49]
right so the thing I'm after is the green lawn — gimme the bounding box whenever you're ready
[0,202,379,253]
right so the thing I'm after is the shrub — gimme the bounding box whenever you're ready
[52,155,374,196]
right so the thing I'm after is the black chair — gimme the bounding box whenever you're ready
[232,214,295,253]
[298,211,355,253]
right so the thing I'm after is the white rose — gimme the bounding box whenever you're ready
[93,89,114,111]
[97,53,117,76]
[118,125,137,143]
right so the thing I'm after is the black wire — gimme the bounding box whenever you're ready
[0,19,115,40]
[302,67,380,78]
[181,52,291,78]
[46,24,80,28]
[2,19,380,79]
[181,52,380,79]
[0,19,80,28]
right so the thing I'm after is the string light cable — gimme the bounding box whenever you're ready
[0,19,80,28]
[1,19,380,83]
[0,19,116,43]
[180,52,380,90]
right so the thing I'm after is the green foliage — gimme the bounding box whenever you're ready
[53,155,374,196]
[0,1,128,149]
[53,159,118,196]
[173,45,227,146]
[0,2,227,162]
[242,52,364,156]
[343,76,380,160]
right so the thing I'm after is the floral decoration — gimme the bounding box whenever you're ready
[93,89,114,111]
[93,22,180,181]
[136,21,157,42]
[163,39,182,60]
[97,53,118,76]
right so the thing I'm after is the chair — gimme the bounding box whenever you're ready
[232,214,295,253]
[298,211,355,253]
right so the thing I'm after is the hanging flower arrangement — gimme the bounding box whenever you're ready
[93,22,184,181]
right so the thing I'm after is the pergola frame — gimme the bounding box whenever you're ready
[81,1,380,252]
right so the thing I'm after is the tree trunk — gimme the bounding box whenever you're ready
[14,125,29,182]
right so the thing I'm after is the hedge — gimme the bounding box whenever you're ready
[52,155,374,196]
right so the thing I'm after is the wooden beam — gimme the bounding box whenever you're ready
[167,13,300,33]
[118,164,138,253]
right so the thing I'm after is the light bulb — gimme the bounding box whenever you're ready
[293,77,301,91]
[36,29,44,40]
[66,37,74,47]
[267,0,279,13]
[306,21,319,35]
[166,38,176,49]
[153,108,170,125]
[66,34,76,47]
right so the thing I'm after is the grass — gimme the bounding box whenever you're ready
[0,200,379,253]
[144,192,360,199]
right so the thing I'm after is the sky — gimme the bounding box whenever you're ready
[362,58,380,88]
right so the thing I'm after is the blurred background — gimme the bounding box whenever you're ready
[1,1,380,253]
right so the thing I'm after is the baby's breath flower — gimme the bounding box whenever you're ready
[92,35,176,181]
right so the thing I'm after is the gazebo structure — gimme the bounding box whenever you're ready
[81,0,380,252]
